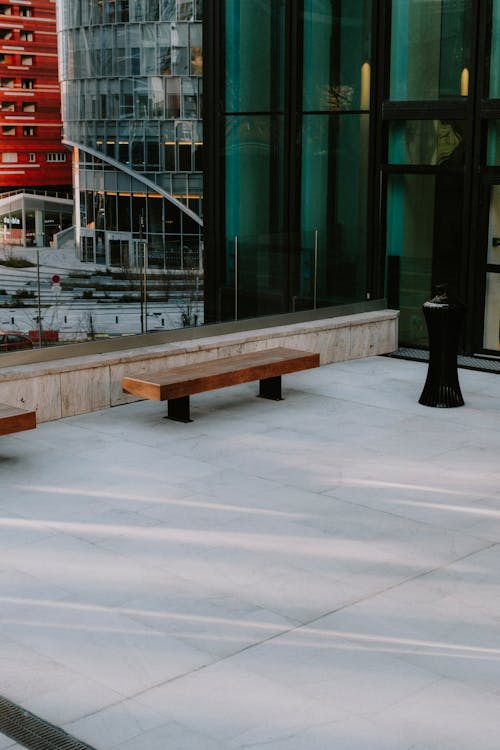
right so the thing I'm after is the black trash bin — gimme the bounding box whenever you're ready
[418,285,466,408]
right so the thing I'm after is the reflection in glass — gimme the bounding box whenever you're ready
[389,120,465,165]
[225,0,285,113]
[390,0,471,101]
[225,115,286,317]
[386,173,464,346]
[387,175,434,345]
[303,0,372,112]
[300,114,369,305]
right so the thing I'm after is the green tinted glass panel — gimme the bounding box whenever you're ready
[225,115,286,316]
[387,175,434,345]
[303,0,372,112]
[225,0,285,113]
[489,1,500,98]
[299,113,369,305]
[386,173,463,346]
[388,120,465,165]
[487,122,500,165]
[390,0,471,101]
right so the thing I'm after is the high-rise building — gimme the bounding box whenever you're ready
[0,0,71,192]
[56,0,203,271]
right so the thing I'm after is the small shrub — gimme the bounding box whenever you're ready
[13,288,35,299]
[0,257,36,268]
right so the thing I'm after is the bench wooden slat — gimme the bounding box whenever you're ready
[122,347,320,402]
[0,403,36,436]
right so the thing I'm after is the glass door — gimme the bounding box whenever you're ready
[483,185,500,352]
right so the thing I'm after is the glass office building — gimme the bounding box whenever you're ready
[204,0,500,357]
[52,1,500,356]
[56,0,203,271]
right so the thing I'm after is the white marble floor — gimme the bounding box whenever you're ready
[1,355,500,750]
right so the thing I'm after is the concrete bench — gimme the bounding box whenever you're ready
[0,403,36,436]
[122,347,320,422]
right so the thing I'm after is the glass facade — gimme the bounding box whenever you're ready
[43,0,500,355]
[207,0,373,321]
[57,0,203,270]
[203,0,500,355]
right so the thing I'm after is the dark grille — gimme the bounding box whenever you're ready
[388,348,500,374]
[0,696,98,750]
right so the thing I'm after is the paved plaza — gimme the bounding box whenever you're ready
[1,355,500,750]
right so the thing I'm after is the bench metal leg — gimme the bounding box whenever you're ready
[166,396,192,422]
[258,375,283,401]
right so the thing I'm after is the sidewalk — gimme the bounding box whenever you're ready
[1,355,500,750]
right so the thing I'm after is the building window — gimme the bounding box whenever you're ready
[20,30,33,41]
[22,102,36,112]
[1,152,17,163]
[0,28,13,39]
[21,55,34,66]
[178,1,193,20]
[2,125,15,135]
[28,152,36,162]
[1,101,15,111]
[19,6,33,17]
[1,78,15,88]
[0,4,12,15]
[21,79,35,89]
[389,0,472,101]
[23,126,36,136]
[46,152,67,162]
[164,142,176,170]
[179,142,192,171]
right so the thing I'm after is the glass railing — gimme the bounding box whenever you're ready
[0,243,203,354]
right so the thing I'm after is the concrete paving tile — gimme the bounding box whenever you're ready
[1,357,500,750]
[2,602,212,697]
[226,623,439,718]
[135,660,345,744]
[0,738,23,750]
[370,677,500,750]
[110,720,227,750]
[0,634,124,723]
[227,716,411,750]
[64,699,167,750]
[121,585,296,658]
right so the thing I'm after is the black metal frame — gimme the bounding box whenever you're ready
[373,0,500,355]
[202,0,223,324]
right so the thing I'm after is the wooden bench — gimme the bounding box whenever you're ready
[0,403,36,436]
[122,347,320,422]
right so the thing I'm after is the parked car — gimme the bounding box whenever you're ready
[0,331,33,353]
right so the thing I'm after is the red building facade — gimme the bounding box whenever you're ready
[0,0,71,191]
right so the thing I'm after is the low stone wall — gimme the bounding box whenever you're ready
[0,309,398,423]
